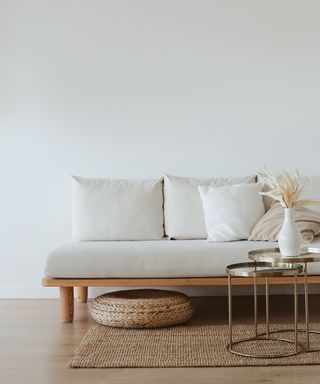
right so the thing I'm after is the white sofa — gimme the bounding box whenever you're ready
[42,174,320,322]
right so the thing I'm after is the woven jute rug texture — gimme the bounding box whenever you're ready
[70,321,320,368]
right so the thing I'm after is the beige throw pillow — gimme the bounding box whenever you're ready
[249,203,320,243]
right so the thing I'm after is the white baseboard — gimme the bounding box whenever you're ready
[0,286,228,299]
[0,287,60,299]
[1,284,319,299]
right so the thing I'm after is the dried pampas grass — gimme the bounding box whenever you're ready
[259,168,319,208]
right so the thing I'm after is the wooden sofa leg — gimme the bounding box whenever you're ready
[59,287,74,323]
[76,287,88,303]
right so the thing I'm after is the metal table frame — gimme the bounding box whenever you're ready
[248,247,320,352]
[226,261,303,358]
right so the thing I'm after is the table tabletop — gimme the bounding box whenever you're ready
[248,247,320,264]
[226,261,303,278]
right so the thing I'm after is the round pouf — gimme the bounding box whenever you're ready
[90,289,194,328]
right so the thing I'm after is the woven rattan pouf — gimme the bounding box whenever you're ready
[90,289,194,328]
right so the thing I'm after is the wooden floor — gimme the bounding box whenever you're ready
[2,296,320,384]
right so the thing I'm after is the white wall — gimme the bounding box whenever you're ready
[1,0,320,298]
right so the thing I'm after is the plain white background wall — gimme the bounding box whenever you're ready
[1,0,320,298]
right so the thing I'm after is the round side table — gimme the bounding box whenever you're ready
[226,261,303,358]
[248,247,320,352]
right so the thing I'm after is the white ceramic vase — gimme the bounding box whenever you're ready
[278,207,302,257]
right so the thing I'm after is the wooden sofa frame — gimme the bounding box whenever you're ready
[42,275,320,322]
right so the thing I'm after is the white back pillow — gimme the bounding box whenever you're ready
[164,174,256,239]
[299,176,320,213]
[199,183,265,242]
[258,174,320,212]
[71,176,164,241]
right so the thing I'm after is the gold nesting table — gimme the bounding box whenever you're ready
[226,261,303,358]
[249,247,320,352]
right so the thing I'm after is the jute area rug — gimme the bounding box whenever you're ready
[70,321,320,368]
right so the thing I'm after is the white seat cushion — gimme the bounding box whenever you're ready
[164,174,256,239]
[44,239,320,278]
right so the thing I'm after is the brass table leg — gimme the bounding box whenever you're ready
[266,276,269,339]
[294,274,298,352]
[228,274,232,350]
[304,262,310,351]
[254,274,258,337]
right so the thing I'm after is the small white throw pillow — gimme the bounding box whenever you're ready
[199,183,265,242]
[71,176,164,241]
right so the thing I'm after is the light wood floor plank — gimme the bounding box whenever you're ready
[1,296,320,384]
